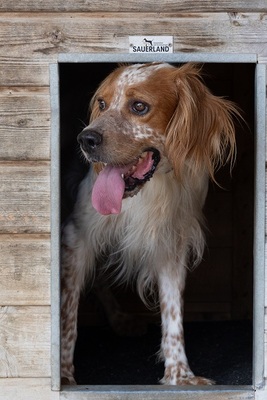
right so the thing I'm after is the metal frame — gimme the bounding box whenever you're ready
[253,63,266,390]
[50,62,61,391]
[50,53,265,396]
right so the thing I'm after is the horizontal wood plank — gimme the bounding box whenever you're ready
[0,12,266,87]
[0,306,51,377]
[0,13,265,60]
[0,378,58,400]
[0,234,50,305]
[0,162,50,234]
[0,1,266,13]
[0,88,50,160]
[0,57,49,86]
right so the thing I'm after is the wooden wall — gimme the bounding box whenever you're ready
[0,1,266,399]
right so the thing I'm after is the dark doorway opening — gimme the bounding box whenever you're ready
[59,62,254,385]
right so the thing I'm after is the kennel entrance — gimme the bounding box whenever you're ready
[50,54,265,398]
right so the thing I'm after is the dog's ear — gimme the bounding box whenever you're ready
[165,64,238,182]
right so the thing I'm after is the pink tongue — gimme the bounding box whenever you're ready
[92,152,154,215]
[92,165,127,215]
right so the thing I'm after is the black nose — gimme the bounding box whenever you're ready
[77,129,102,150]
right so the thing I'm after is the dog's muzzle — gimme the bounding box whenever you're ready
[78,129,102,153]
[77,127,161,216]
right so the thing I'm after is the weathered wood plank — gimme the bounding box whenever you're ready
[0,378,59,400]
[0,13,265,59]
[0,162,50,234]
[0,12,266,87]
[0,88,50,160]
[0,57,49,86]
[0,306,51,377]
[0,234,50,305]
[0,0,266,13]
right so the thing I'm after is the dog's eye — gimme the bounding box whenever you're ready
[131,101,149,115]
[98,99,106,111]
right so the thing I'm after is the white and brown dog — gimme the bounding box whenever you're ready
[61,62,237,385]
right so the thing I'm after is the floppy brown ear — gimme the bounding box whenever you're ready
[165,64,238,182]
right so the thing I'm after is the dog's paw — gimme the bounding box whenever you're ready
[161,366,214,385]
[175,376,215,385]
[61,376,77,385]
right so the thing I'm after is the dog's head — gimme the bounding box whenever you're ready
[78,63,237,215]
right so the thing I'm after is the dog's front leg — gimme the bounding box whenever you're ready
[61,241,81,385]
[158,265,213,385]
[60,221,92,385]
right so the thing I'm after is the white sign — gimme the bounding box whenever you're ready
[129,36,173,54]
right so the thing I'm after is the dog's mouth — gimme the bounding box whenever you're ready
[92,149,160,215]
[124,149,160,192]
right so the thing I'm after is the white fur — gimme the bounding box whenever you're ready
[110,63,169,111]
[63,165,208,296]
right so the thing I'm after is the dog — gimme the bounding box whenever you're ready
[143,38,154,46]
[60,62,237,385]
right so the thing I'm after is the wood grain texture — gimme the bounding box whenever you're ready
[0,234,50,305]
[0,378,58,400]
[0,0,266,12]
[0,88,50,160]
[0,5,265,398]
[0,13,265,58]
[0,57,49,86]
[0,306,51,377]
[0,162,50,234]
[0,12,266,87]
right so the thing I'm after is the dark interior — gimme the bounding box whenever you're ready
[59,62,254,385]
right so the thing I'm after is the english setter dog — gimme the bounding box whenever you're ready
[61,62,237,385]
